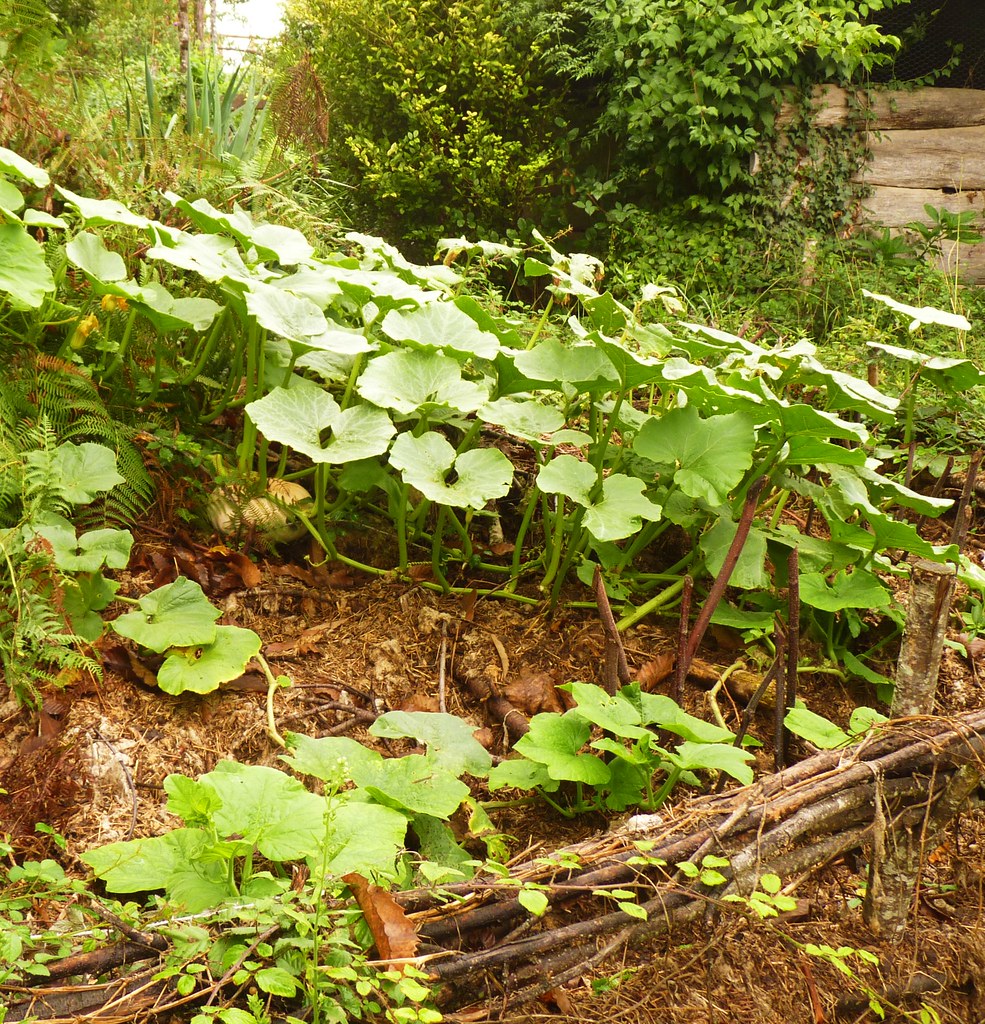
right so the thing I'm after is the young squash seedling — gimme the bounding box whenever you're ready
[488,681,756,817]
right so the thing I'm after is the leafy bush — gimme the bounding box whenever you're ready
[534,0,904,201]
[283,0,573,253]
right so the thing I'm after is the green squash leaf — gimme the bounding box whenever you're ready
[0,221,55,308]
[66,231,129,282]
[34,519,133,572]
[799,569,891,612]
[700,518,769,590]
[389,431,513,508]
[513,713,611,785]
[282,733,385,787]
[669,741,754,785]
[784,706,851,749]
[370,711,492,777]
[537,454,595,506]
[380,302,501,359]
[0,147,49,186]
[357,349,489,417]
[635,406,757,507]
[247,377,395,463]
[157,625,262,695]
[362,754,471,818]
[245,280,327,344]
[311,800,407,879]
[110,577,220,653]
[56,186,151,229]
[583,473,663,542]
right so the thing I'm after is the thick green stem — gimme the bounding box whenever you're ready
[431,507,451,592]
[256,652,288,749]
[540,501,572,593]
[650,766,682,810]
[525,295,554,350]
[340,352,365,410]
[616,567,695,632]
[313,463,329,540]
[616,517,672,570]
[101,306,138,379]
[394,483,410,573]
[199,336,245,423]
[548,515,588,608]
[178,306,229,385]
[507,486,543,592]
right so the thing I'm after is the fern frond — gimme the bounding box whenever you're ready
[0,358,154,531]
[268,52,330,161]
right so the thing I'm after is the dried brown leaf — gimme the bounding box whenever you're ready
[459,588,477,623]
[343,872,419,966]
[956,633,985,660]
[636,653,675,690]
[398,694,440,713]
[504,668,563,717]
[472,726,496,750]
[269,563,315,586]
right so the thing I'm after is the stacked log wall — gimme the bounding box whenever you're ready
[778,84,985,283]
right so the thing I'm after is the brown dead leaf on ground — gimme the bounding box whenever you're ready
[133,535,263,595]
[637,652,675,690]
[263,620,339,657]
[398,693,440,713]
[343,872,419,967]
[101,640,162,689]
[503,667,564,717]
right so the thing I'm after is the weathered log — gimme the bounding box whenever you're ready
[860,185,985,228]
[10,714,985,1021]
[858,126,985,189]
[892,561,958,718]
[778,85,985,130]
[403,710,985,1014]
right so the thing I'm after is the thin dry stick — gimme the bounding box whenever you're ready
[682,476,766,676]
[949,449,982,549]
[204,924,281,1007]
[673,574,694,701]
[773,629,788,771]
[437,619,448,714]
[786,548,800,712]
[88,901,169,952]
[594,565,631,694]
[732,659,782,745]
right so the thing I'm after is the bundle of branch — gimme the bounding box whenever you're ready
[402,710,985,1014]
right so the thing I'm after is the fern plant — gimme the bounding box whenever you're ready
[0,420,133,706]
[0,354,154,528]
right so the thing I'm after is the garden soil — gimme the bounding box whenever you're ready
[3,515,985,1024]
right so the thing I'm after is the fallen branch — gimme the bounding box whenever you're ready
[11,712,985,1022]
[400,709,985,1014]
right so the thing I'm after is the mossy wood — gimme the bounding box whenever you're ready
[777,83,985,281]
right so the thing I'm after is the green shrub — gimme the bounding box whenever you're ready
[535,0,904,201]
[283,0,573,254]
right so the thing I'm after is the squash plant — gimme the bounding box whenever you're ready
[489,682,756,817]
[4,147,985,692]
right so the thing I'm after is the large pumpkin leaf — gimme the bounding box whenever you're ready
[0,221,54,308]
[357,350,489,417]
[389,431,513,508]
[634,406,757,506]
[247,377,394,463]
[380,302,500,359]
[110,577,220,652]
